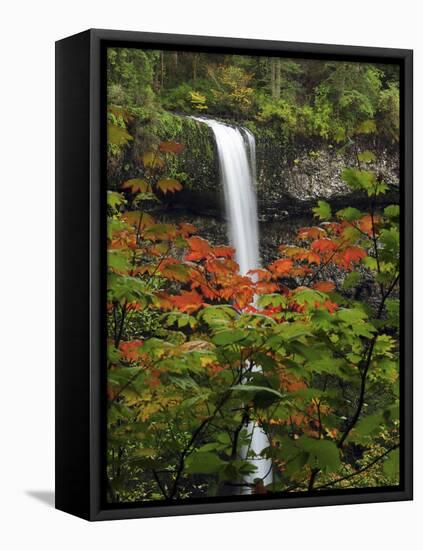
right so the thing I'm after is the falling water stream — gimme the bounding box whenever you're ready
[192,117,273,491]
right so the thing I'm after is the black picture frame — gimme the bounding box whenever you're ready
[55,28,413,521]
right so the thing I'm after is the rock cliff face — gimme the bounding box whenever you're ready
[115,114,399,264]
[153,115,399,219]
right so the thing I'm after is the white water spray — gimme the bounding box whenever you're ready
[192,117,273,491]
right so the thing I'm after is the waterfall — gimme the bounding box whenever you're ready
[192,117,273,492]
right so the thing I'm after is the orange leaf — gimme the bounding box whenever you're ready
[255,281,280,294]
[212,245,235,258]
[179,222,197,236]
[358,214,380,236]
[205,258,238,276]
[311,238,338,253]
[171,290,203,313]
[121,178,149,193]
[119,339,144,362]
[157,178,183,194]
[268,258,294,277]
[298,226,327,241]
[322,299,339,314]
[306,251,322,265]
[158,141,185,154]
[122,211,155,230]
[313,281,335,292]
[185,236,212,261]
[340,246,367,266]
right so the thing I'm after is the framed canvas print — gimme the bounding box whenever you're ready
[55,29,413,521]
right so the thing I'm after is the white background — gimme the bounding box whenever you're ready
[0,1,420,548]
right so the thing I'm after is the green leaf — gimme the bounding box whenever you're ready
[343,271,360,289]
[108,123,133,146]
[383,448,399,480]
[363,256,378,270]
[355,119,376,134]
[185,452,226,474]
[107,191,126,209]
[285,451,309,478]
[298,438,341,473]
[307,357,344,376]
[212,329,246,346]
[293,289,326,307]
[108,250,129,272]
[341,168,376,192]
[357,150,376,163]
[384,204,400,219]
[353,412,382,439]
[336,207,362,222]
[313,200,331,221]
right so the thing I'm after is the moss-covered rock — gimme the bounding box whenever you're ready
[111,112,399,222]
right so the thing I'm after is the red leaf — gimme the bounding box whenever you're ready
[119,340,144,362]
[340,246,367,267]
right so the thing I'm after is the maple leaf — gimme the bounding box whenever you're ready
[122,211,155,230]
[158,141,185,154]
[305,251,321,265]
[144,223,177,241]
[179,222,197,237]
[121,178,149,193]
[268,258,294,277]
[119,340,144,362]
[322,299,339,314]
[311,238,338,253]
[158,259,191,282]
[185,236,212,261]
[358,214,380,236]
[205,258,238,276]
[212,245,235,258]
[255,281,280,295]
[298,226,327,241]
[171,290,204,313]
[313,281,335,292]
[142,151,165,169]
[189,271,218,300]
[340,246,367,267]
[157,178,183,194]
[152,292,174,310]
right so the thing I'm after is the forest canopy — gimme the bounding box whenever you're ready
[107,48,400,143]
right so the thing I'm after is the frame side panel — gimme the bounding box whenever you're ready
[55,31,91,520]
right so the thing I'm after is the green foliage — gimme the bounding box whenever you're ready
[105,48,401,504]
[107,47,399,146]
[313,200,331,220]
